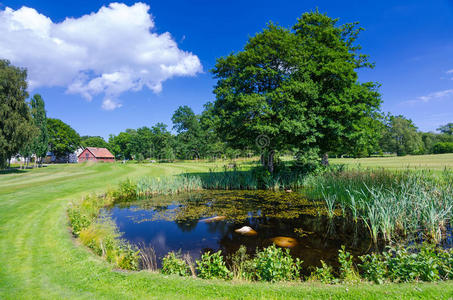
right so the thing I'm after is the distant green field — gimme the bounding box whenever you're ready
[1,160,453,299]
[330,153,453,171]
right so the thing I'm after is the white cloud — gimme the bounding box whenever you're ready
[447,69,453,74]
[0,3,202,110]
[417,89,453,102]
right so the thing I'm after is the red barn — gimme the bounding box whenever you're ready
[78,147,115,163]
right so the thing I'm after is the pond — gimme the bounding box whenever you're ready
[105,190,376,273]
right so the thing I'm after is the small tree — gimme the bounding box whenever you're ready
[30,94,49,166]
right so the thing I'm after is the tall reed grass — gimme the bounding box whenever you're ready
[305,168,453,244]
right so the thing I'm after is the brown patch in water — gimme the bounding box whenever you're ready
[271,236,298,248]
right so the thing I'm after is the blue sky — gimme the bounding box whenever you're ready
[1,1,453,139]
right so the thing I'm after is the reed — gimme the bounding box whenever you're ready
[305,168,453,245]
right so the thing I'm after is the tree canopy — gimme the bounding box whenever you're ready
[438,123,453,135]
[211,11,382,171]
[380,115,423,156]
[47,118,81,158]
[30,94,49,162]
[0,59,36,168]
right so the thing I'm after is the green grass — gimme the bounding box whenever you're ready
[330,153,453,171]
[1,160,453,299]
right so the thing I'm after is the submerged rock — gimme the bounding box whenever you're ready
[234,226,258,236]
[201,216,227,223]
[270,236,298,248]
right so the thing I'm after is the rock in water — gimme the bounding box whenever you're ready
[201,216,227,223]
[270,236,298,248]
[234,226,257,236]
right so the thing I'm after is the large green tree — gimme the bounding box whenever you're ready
[30,94,49,165]
[81,136,110,149]
[380,115,423,156]
[47,118,81,159]
[172,105,204,159]
[0,60,36,168]
[211,11,381,172]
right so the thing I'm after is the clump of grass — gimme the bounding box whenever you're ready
[79,215,139,270]
[229,246,255,281]
[68,193,140,270]
[136,175,203,197]
[137,242,157,271]
[305,168,453,244]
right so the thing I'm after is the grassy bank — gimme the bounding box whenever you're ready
[1,160,453,299]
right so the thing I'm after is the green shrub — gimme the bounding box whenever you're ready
[196,251,231,280]
[359,252,387,284]
[161,252,190,276]
[384,244,441,282]
[67,208,91,235]
[338,246,360,283]
[432,142,453,154]
[116,244,140,270]
[254,245,302,282]
[117,178,137,200]
[308,260,335,284]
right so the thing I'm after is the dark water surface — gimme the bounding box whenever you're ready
[105,190,375,272]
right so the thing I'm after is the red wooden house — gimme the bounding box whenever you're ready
[78,147,115,163]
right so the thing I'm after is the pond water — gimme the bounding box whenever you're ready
[105,190,375,273]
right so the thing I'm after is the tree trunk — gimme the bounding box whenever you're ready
[261,150,275,173]
[321,153,329,166]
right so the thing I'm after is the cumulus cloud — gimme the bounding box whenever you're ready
[0,3,202,109]
[447,69,453,74]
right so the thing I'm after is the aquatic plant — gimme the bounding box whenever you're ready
[196,251,232,280]
[308,260,335,284]
[254,244,302,282]
[137,242,157,271]
[338,246,360,283]
[161,252,191,276]
[229,246,255,281]
[305,168,453,245]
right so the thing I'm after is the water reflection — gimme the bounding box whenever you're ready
[106,190,373,272]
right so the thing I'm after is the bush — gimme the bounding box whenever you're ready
[385,245,441,282]
[161,252,190,276]
[254,245,302,282]
[196,251,231,280]
[338,246,360,283]
[432,142,453,154]
[359,253,387,284]
[308,260,335,284]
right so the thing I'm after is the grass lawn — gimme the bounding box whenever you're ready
[330,153,453,171]
[1,159,453,299]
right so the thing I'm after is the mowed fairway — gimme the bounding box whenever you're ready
[1,160,453,299]
[331,153,453,171]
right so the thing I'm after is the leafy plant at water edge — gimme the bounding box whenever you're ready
[358,252,387,284]
[196,251,232,280]
[161,252,190,276]
[254,244,302,282]
[338,246,360,283]
[229,245,255,281]
[308,260,335,284]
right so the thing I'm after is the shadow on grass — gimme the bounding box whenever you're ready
[0,168,29,175]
